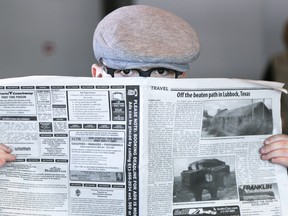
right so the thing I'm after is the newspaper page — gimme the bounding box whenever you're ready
[141,78,288,216]
[0,76,287,216]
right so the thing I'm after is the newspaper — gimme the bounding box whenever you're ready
[0,76,287,216]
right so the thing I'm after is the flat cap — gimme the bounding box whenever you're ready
[93,5,200,72]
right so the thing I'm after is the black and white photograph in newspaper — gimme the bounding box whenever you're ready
[202,99,273,137]
[173,156,237,202]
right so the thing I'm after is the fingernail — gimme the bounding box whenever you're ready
[0,159,5,167]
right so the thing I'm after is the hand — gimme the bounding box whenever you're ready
[0,143,16,167]
[259,134,288,167]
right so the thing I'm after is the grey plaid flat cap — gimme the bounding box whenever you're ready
[93,5,200,72]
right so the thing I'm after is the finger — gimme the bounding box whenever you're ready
[270,157,288,167]
[260,140,288,154]
[0,159,6,167]
[0,143,12,153]
[0,153,16,162]
[260,149,288,161]
[264,134,288,145]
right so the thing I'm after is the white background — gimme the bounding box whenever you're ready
[0,0,287,79]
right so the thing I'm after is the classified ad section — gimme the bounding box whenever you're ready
[0,76,140,216]
[145,78,288,216]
